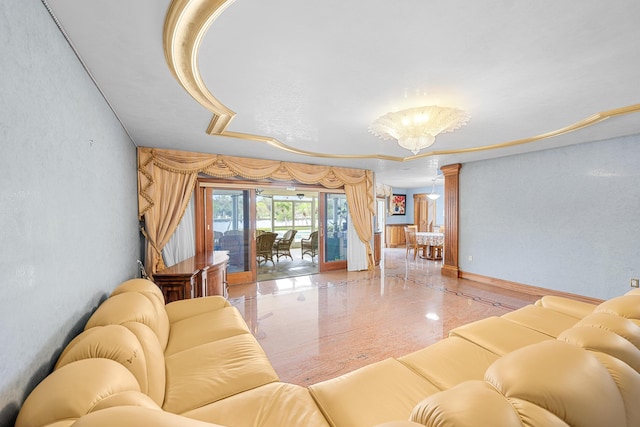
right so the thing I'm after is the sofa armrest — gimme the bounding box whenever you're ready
[535,296,595,319]
[165,296,230,323]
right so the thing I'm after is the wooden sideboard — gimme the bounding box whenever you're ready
[153,251,229,303]
[385,224,410,248]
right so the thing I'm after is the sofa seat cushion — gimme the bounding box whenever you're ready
[399,336,499,390]
[449,316,552,356]
[165,306,251,356]
[165,295,230,324]
[308,358,440,427]
[502,304,581,337]
[163,333,279,414]
[183,382,331,427]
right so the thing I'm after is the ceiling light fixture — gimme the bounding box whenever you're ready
[369,105,470,155]
[427,178,440,200]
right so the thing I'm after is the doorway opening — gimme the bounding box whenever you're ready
[255,188,320,281]
[196,180,351,285]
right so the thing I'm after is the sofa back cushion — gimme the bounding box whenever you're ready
[111,278,167,311]
[486,340,628,426]
[411,380,531,427]
[594,291,640,324]
[559,311,640,373]
[16,359,160,427]
[411,340,638,426]
[111,278,171,344]
[56,323,166,406]
[85,290,170,349]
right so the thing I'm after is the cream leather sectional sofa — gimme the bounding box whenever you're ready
[17,279,640,427]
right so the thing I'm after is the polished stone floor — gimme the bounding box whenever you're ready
[228,248,540,386]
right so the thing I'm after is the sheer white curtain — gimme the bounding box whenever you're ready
[163,195,196,267]
[347,211,368,271]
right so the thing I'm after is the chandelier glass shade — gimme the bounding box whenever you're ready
[427,178,440,200]
[369,105,470,155]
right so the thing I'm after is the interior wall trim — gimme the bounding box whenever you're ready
[163,1,640,162]
[459,270,604,305]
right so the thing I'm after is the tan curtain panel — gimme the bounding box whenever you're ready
[138,147,376,276]
[344,170,376,268]
[138,149,199,275]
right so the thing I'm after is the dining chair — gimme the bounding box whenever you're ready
[404,226,419,260]
[432,226,444,259]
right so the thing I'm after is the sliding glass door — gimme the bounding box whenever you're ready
[196,180,348,283]
[199,186,254,284]
[320,193,348,271]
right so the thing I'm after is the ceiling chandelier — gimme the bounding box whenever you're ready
[427,178,440,200]
[369,105,470,155]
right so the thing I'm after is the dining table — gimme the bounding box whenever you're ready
[415,232,444,260]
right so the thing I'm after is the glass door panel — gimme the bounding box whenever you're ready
[256,195,273,233]
[293,200,313,245]
[320,193,348,271]
[209,188,253,284]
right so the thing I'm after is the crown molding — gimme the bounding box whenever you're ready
[163,1,640,162]
[163,0,236,132]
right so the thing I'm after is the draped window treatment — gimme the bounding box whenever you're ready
[163,195,196,267]
[138,147,376,276]
[346,211,368,271]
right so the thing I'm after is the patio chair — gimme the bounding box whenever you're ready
[301,231,318,261]
[220,234,244,266]
[274,229,298,261]
[256,232,278,266]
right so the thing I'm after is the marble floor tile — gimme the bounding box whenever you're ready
[228,248,540,386]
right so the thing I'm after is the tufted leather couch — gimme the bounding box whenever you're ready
[16,279,640,427]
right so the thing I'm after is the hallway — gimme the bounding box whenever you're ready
[228,248,540,386]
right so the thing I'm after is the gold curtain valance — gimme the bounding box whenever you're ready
[138,147,376,274]
[139,148,373,217]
